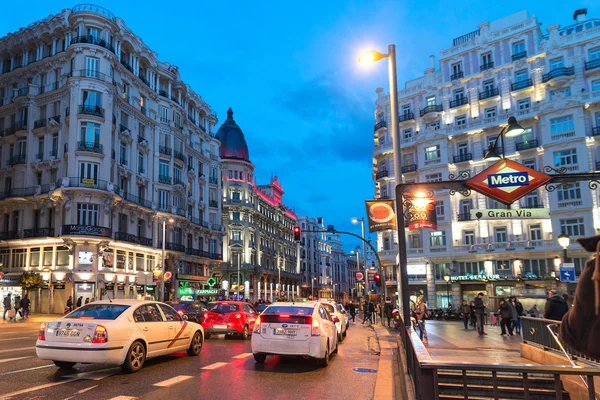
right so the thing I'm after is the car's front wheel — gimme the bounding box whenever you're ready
[240,325,249,340]
[122,341,146,373]
[53,361,76,369]
[253,353,266,363]
[187,331,203,356]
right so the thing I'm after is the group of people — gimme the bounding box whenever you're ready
[65,295,95,313]
[2,293,30,321]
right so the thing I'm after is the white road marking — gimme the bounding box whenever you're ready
[0,364,54,377]
[0,336,37,342]
[63,367,121,381]
[232,353,253,359]
[77,385,98,394]
[201,362,228,370]
[0,346,35,354]
[107,397,138,400]
[0,378,78,399]
[0,356,33,363]
[153,375,193,387]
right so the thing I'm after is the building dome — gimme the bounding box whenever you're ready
[216,108,250,162]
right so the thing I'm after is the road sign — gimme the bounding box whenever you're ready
[466,159,551,205]
[559,263,576,282]
[164,271,172,281]
[280,291,285,296]
[356,272,364,281]
[470,208,550,220]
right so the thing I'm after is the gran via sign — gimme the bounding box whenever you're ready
[470,208,550,220]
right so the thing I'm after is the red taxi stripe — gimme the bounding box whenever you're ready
[167,321,188,349]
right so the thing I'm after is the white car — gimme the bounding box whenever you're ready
[36,300,204,373]
[321,301,347,342]
[336,303,350,330]
[251,301,338,367]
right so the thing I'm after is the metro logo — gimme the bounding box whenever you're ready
[488,172,529,188]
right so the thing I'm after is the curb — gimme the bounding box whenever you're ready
[371,324,399,400]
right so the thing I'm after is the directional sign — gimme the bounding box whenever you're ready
[559,263,576,283]
[470,208,550,220]
[466,159,551,205]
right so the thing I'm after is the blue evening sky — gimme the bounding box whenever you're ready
[1,1,596,249]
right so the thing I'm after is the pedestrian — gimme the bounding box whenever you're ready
[3,294,11,320]
[469,301,477,327]
[76,296,83,308]
[66,296,73,313]
[544,289,569,321]
[383,297,393,327]
[20,295,30,319]
[369,301,376,324]
[528,304,539,317]
[362,301,371,325]
[562,294,572,310]
[84,298,90,305]
[14,294,21,319]
[474,292,487,336]
[511,297,523,334]
[415,295,428,344]
[460,301,471,329]
[347,301,356,323]
[498,299,514,336]
[90,297,95,303]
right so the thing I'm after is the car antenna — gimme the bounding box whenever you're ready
[103,289,112,302]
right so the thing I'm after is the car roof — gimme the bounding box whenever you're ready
[84,299,164,306]
[265,302,317,308]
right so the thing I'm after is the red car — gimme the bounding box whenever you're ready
[202,301,259,339]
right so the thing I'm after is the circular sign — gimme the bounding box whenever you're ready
[164,271,172,281]
[280,291,285,296]
[0,272,3,280]
[356,272,364,281]
[368,202,394,223]
[207,277,217,287]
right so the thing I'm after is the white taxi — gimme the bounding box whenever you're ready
[36,300,204,373]
[321,301,347,342]
[251,301,338,367]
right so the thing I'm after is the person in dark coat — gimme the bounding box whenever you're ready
[544,289,569,321]
[76,296,83,308]
[498,299,514,336]
[66,296,73,313]
[469,301,477,327]
[512,297,524,334]
[474,293,487,336]
[347,301,356,323]
[460,301,471,329]
[383,297,394,327]
[20,295,30,319]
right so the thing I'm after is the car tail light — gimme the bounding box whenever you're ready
[311,318,320,336]
[332,315,339,323]
[92,325,108,343]
[177,311,184,316]
[253,316,261,333]
[38,323,46,341]
[279,314,290,318]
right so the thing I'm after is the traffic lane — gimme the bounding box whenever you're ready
[143,324,379,400]
[3,334,254,400]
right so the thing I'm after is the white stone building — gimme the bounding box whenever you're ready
[372,9,600,310]
[0,5,223,312]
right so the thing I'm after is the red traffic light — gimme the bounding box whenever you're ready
[293,226,301,242]
[374,273,380,280]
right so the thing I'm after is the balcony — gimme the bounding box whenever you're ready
[7,154,26,167]
[209,176,219,184]
[138,167,145,175]
[159,175,172,185]
[138,73,151,87]
[209,200,218,208]
[399,112,414,123]
[34,118,48,129]
[23,228,55,238]
[16,87,29,97]
[420,104,443,117]
[523,202,545,209]
[174,150,186,163]
[453,153,472,163]
[49,149,57,158]
[450,71,464,81]
[159,145,172,156]
[401,164,418,173]
[39,82,61,94]
[14,120,27,131]
[478,88,499,100]
[120,59,133,73]
[512,51,527,61]
[585,59,600,71]
[77,141,104,154]
[157,202,171,212]
[159,90,169,98]
[591,127,600,137]
[210,253,223,261]
[482,147,502,157]
[449,97,468,108]
[160,117,170,125]
[78,104,105,118]
[124,192,152,209]
[173,178,185,187]
[114,232,153,247]
[516,139,539,151]
[138,135,146,143]
[480,62,494,71]
[71,35,115,53]
[119,158,128,167]
[61,224,112,238]
[0,187,36,200]
[457,213,472,221]
[119,124,129,133]
[511,79,533,91]
[68,70,116,86]
[375,170,389,180]
[0,231,20,240]
[61,177,109,191]
[159,242,185,253]
[542,67,574,83]
[374,120,386,132]
[186,248,207,257]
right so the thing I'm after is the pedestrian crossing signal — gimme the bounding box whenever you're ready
[293,226,301,242]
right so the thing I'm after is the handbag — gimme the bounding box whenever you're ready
[7,309,15,318]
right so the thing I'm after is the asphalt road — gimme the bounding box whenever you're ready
[0,317,379,400]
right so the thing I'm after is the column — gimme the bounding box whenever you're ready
[168,81,172,98]
[426,261,437,308]
[451,282,461,308]
[10,54,14,70]
[52,38,57,55]
[65,33,71,48]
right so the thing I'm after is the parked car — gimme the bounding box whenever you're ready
[321,301,347,342]
[336,303,349,330]
[202,301,259,339]
[251,301,338,367]
[36,300,204,373]
[256,303,269,314]
[165,301,207,325]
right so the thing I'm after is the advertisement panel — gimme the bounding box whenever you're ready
[406,197,437,231]
[365,200,396,232]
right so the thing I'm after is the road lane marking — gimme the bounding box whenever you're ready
[107,397,138,400]
[0,346,35,354]
[232,353,253,359]
[0,356,33,363]
[63,367,121,381]
[0,336,37,342]
[0,378,78,399]
[0,364,54,376]
[201,362,228,370]
[77,385,98,394]
[153,375,193,387]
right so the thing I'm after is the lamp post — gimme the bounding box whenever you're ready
[443,275,450,309]
[160,217,174,302]
[483,116,526,161]
[351,218,368,298]
[557,233,571,263]
[312,277,316,299]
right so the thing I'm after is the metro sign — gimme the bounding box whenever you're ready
[466,159,551,205]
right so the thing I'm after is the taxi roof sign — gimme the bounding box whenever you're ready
[466,159,551,205]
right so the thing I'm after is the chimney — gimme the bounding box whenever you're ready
[429,55,435,70]
[573,8,587,23]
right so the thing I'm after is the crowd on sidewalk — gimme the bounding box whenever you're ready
[3,293,30,322]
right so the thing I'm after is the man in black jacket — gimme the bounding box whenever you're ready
[474,292,487,336]
[383,297,394,327]
[347,301,356,323]
[544,289,569,321]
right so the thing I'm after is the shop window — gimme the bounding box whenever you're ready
[30,247,41,267]
[11,249,26,268]
[56,246,70,266]
[116,250,126,269]
[43,247,53,266]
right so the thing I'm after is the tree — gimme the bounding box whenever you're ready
[19,272,43,293]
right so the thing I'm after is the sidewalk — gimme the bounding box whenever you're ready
[1,313,61,328]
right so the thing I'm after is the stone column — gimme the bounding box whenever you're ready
[426,261,437,308]
[168,81,172,98]
[52,38,57,56]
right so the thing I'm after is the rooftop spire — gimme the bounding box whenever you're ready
[227,107,234,120]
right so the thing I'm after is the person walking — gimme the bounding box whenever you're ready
[14,294,21,319]
[544,289,569,321]
[3,294,11,320]
[469,301,477,328]
[362,301,372,325]
[383,297,393,327]
[84,298,90,305]
[347,301,356,323]
[460,301,471,329]
[511,297,523,334]
[76,296,83,308]
[20,295,30,319]
[369,301,376,324]
[415,295,428,344]
[498,299,514,336]
[474,292,487,336]
[66,296,73,313]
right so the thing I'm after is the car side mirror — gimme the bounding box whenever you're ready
[181,315,188,321]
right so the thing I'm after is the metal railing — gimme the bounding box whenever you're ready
[376,170,389,179]
[158,175,171,185]
[174,150,186,163]
[586,59,600,71]
[479,88,499,100]
[23,228,55,238]
[542,66,575,83]
[450,71,464,81]
[457,212,471,221]
[71,4,117,21]
[374,120,386,132]
[77,141,103,154]
[7,154,27,167]
[399,112,414,122]
[480,61,494,71]
[209,200,218,208]
[420,104,443,117]
[114,232,153,247]
[453,153,472,163]
[452,29,479,46]
[78,104,105,118]
[159,242,185,253]
[516,139,539,151]
[68,69,116,86]
[401,164,418,173]
[512,51,527,61]
[61,177,109,191]
[0,187,37,200]
[70,35,115,53]
[159,145,172,156]
[511,78,533,91]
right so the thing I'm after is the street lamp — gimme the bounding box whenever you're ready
[443,275,450,309]
[483,116,526,161]
[160,217,175,302]
[557,233,571,263]
[351,217,368,298]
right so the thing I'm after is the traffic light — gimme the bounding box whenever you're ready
[293,226,301,242]
[374,273,381,287]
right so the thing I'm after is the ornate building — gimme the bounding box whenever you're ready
[0,5,223,312]
[297,216,332,299]
[215,108,301,301]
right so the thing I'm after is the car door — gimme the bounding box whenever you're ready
[318,306,335,353]
[158,304,190,352]
[243,304,258,331]
[133,304,168,358]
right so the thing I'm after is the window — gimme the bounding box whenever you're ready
[550,88,572,99]
[512,41,525,55]
[457,142,468,155]
[408,234,420,249]
[425,145,440,160]
[401,105,411,117]
[593,80,600,92]
[160,107,168,122]
[460,199,472,215]
[134,304,163,322]
[485,108,496,118]
[483,80,494,92]
[529,224,542,241]
[429,231,446,247]
[426,173,442,182]
[82,90,102,107]
[455,115,466,126]
[464,231,475,245]
[590,48,600,62]
[549,57,564,70]
[77,203,98,225]
[557,183,581,201]
[452,62,462,75]
[436,201,444,217]
[481,53,492,66]
[494,227,507,243]
[517,98,530,110]
[80,122,100,143]
[523,158,536,171]
[158,304,181,321]
[426,96,436,107]
[403,129,413,139]
[553,149,577,166]
[159,160,169,177]
[85,57,99,77]
[524,192,540,207]
[232,212,241,222]
[515,70,528,82]
[79,162,99,181]
[174,166,182,183]
[559,218,585,237]
[158,190,169,209]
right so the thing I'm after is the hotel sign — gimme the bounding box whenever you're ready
[466,159,551,205]
[470,208,550,220]
[452,275,500,281]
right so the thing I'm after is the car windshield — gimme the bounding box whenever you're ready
[336,304,345,312]
[262,306,313,316]
[322,304,336,314]
[208,303,239,313]
[66,304,130,320]
[165,301,191,311]
[257,304,268,311]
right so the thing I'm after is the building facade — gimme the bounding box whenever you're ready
[297,216,332,299]
[0,5,223,312]
[215,109,301,302]
[372,9,600,311]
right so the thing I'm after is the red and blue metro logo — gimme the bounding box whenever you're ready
[466,159,551,205]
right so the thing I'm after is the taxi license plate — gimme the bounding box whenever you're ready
[214,325,227,329]
[274,328,296,336]
[56,329,81,337]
